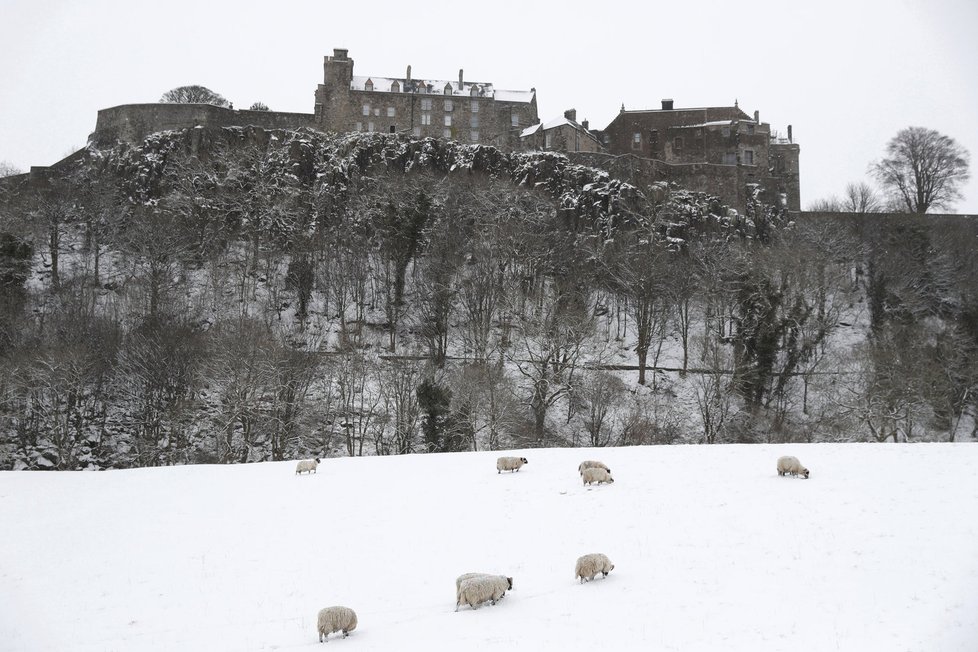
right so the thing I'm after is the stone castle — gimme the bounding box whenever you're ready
[68,49,799,211]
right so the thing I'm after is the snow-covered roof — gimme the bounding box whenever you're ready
[520,114,602,146]
[350,75,534,103]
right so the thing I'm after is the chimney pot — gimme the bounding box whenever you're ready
[787,125,793,143]
[406,65,412,83]
[661,99,674,110]
[754,110,759,124]
[459,69,463,89]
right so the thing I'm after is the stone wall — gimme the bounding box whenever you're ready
[92,104,316,146]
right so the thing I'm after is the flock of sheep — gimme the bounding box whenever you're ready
[298,451,810,642]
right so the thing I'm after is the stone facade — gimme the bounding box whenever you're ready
[313,49,539,150]
[598,100,800,211]
[520,109,603,153]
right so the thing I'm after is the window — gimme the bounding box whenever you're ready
[364,79,373,92]
[471,101,479,113]
[355,121,362,132]
[444,115,452,127]
[362,104,370,116]
[747,123,755,135]
[545,133,552,149]
[444,84,453,95]
[412,126,421,137]
[389,125,396,133]
[421,98,432,111]
[421,113,432,126]
[743,150,755,165]
[387,107,396,117]
[470,86,479,96]
[511,114,520,127]
[367,122,374,132]
[632,132,641,149]
[470,115,479,128]
[390,81,400,93]
[443,128,452,138]
[470,130,479,142]
[373,108,380,117]
[673,137,683,150]
[723,153,737,165]
[444,99,454,112]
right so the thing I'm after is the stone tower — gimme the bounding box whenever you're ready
[315,48,354,123]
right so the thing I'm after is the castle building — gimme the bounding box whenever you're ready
[596,99,800,210]
[520,109,603,153]
[314,49,539,150]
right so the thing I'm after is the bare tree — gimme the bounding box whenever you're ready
[842,181,882,213]
[575,371,626,447]
[159,85,230,107]
[0,161,21,178]
[692,336,734,444]
[871,126,970,214]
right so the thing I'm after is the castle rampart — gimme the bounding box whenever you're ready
[92,104,316,146]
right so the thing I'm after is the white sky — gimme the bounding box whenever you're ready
[1,0,976,213]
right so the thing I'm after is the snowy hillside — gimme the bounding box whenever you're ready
[2,444,977,651]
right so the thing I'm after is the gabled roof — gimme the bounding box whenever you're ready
[520,114,603,146]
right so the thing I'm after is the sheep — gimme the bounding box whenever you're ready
[777,455,810,479]
[578,460,611,475]
[296,458,321,475]
[575,553,615,583]
[582,467,614,486]
[316,606,357,642]
[497,456,528,473]
[455,575,513,611]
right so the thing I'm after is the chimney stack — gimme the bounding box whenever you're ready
[459,69,464,89]
[582,119,589,130]
[787,125,793,143]
[661,99,674,110]
[406,65,412,83]
[564,108,577,122]
[333,48,348,60]
[754,110,759,124]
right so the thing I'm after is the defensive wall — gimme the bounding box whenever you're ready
[91,104,317,146]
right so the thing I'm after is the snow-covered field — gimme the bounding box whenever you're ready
[2,444,977,651]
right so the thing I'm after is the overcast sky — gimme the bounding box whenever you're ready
[2,0,976,213]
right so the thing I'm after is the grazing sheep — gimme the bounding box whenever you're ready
[777,455,810,479]
[316,606,357,642]
[575,553,615,583]
[582,467,614,486]
[497,456,528,473]
[578,460,611,475]
[456,575,513,611]
[296,458,321,475]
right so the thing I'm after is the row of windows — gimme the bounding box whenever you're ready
[363,99,482,115]
[363,100,520,129]
[356,121,481,142]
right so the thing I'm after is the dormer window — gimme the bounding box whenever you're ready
[390,81,400,93]
[444,83,453,95]
[470,85,479,97]
[364,79,374,92]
